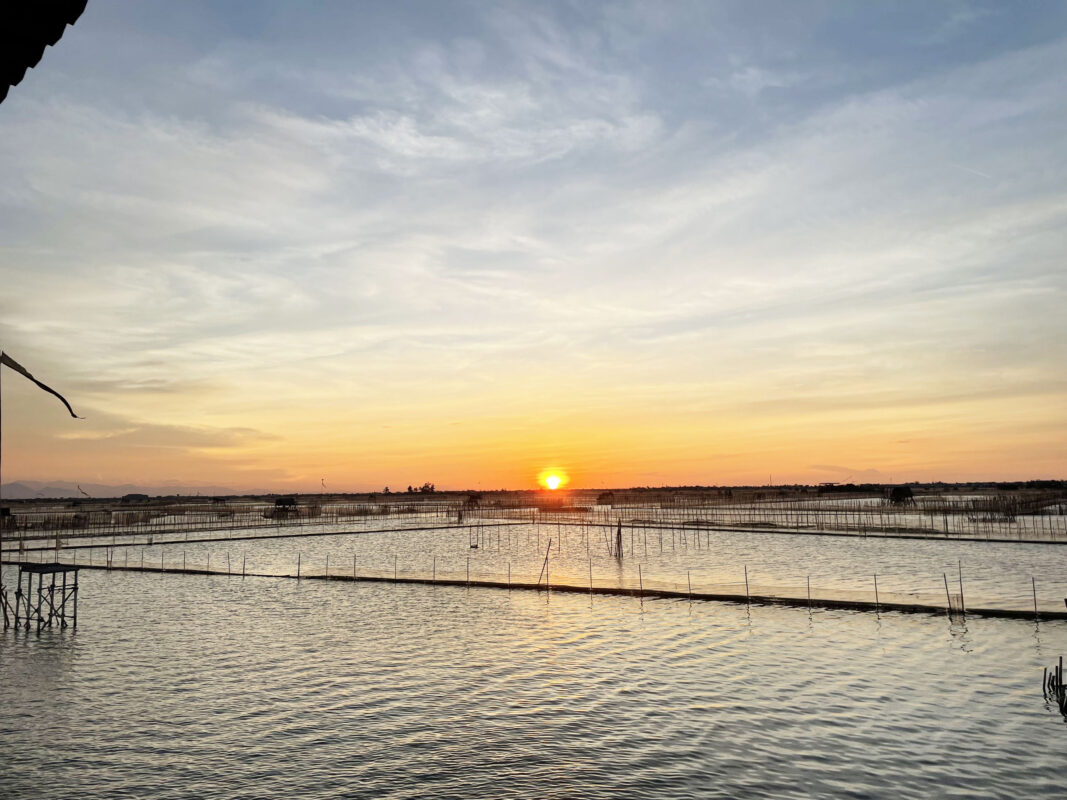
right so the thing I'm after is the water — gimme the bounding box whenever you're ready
[61,521,1067,611]
[3,566,1066,799]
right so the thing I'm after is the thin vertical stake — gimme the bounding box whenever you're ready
[957,560,965,613]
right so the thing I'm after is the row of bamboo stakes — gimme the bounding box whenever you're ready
[6,497,1067,547]
[23,531,1065,619]
[1044,657,1066,718]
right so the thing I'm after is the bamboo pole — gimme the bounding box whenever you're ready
[958,560,965,613]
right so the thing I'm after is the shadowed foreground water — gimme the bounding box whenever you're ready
[3,569,1066,799]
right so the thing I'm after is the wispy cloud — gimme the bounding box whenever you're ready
[1,1,1065,488]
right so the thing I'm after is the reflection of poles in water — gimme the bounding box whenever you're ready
[615,521,623,559]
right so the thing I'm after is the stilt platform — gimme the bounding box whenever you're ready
[1,561,79,631]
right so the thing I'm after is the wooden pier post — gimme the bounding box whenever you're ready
[35,572,43,632]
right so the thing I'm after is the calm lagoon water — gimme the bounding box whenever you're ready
[3,561,1067,799]
[63,520,1067,611]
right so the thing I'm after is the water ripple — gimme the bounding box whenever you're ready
[3,571,1067,799]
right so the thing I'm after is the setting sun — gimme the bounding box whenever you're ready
[538,469,569,490]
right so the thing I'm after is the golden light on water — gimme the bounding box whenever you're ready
[538,469,568,490]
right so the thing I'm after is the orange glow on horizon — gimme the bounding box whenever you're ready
[538,469,569,490]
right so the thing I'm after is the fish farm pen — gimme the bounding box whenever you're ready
[5,534,1067,622]
[4,486,1067,629]
[3,486,1066,550]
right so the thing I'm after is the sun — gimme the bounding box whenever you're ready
[538,469,569,490]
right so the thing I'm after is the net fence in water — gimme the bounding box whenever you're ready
[10,548,1065,620]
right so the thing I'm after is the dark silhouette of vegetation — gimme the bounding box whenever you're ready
[887,486,915,505]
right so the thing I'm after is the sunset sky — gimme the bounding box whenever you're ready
[1,1,1065,492]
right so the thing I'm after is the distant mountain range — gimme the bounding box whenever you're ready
[1,480,240,500]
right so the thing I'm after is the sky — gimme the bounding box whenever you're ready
[1,0,1065,492]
